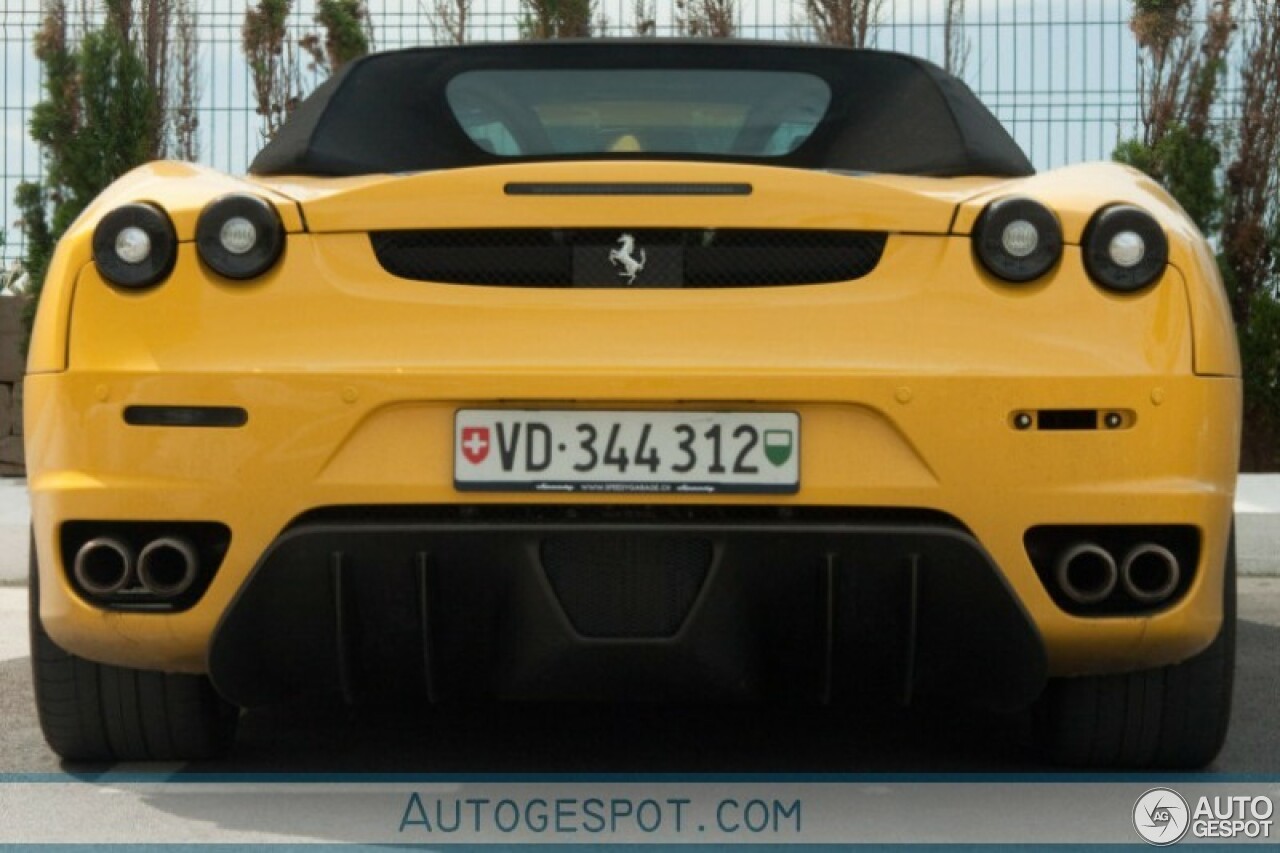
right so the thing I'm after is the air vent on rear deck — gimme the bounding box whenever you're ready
[370,229,887,288]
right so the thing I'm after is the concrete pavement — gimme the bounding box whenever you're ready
[0,479,26,584]
[1234,474,1280,575]
[0,588,26,661]
[4,476,1280,583]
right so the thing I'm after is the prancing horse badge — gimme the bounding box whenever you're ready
[608,233,647,284]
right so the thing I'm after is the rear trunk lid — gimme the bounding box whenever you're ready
[253,161,1004,235]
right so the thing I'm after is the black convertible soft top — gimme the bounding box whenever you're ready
[250,40,1033,178]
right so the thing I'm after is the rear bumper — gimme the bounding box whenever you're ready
[26,369,1239,692]
[208,510,1046,711]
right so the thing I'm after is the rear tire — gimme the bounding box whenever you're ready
[29,537,238,761]
[1035,533,1235,768]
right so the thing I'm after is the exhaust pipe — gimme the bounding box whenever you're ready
[137,537,200,599]
[73,537,135,597]
[1121,543,1181,604]
[1054,543,1118,605]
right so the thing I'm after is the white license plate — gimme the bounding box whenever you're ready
[455,410,800,494]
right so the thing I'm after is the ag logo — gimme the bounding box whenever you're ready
[1134,788,1190,845]
[460,426,491,465]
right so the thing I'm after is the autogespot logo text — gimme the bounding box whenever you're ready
[1134,788,1190,846]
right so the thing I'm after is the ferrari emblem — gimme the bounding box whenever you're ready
[764,430,794,466]
[608,233,647,284]
[460,426,491,464]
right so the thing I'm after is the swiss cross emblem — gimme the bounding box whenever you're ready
[460,426,490,464]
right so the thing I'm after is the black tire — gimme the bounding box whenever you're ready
[1035,533,1236,769]
[29,537,238,762]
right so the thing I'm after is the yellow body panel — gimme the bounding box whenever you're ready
[28,162,304,375]
[257,161,984,233]
[26,159,1241,686]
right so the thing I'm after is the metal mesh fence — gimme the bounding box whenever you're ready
[0,0,1207,270]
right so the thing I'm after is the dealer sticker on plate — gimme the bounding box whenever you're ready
[454,410,799,494]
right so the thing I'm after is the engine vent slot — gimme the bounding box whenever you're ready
[370,229,887,288]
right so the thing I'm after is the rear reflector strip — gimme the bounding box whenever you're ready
[123,406,248,428]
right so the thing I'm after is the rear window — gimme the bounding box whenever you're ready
[250,42,1034,178]
[445,70,831,158]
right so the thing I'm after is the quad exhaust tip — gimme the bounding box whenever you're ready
[1121,543,1181,604]
[73,537,135,597]
[1054,542,1118,605]
[137,537,200,599]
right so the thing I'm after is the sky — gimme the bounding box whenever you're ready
[0,0,1166,269]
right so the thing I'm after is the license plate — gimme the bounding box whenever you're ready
[455,410,799,494]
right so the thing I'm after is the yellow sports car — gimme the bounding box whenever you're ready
[26,41,1240,767]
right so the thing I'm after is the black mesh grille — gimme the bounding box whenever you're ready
[541,534,712,638]
[370,229,887,288]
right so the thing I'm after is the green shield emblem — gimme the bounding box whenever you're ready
[764,429,794,466]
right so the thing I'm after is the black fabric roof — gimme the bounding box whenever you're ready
[250,40,1034,178]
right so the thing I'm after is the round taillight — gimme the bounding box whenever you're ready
[973,197,1063,283]
[1083,205,1168,293]
[91,203,178,289]
[195,194,285,280]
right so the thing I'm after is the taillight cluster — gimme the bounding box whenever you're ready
[92,194,285,289]
[973,197,1169,293]
[91,203,178,289]
[1080,204,1169,293]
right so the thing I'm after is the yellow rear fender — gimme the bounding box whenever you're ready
[952,162,1239,378]
[28,162,303,375]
